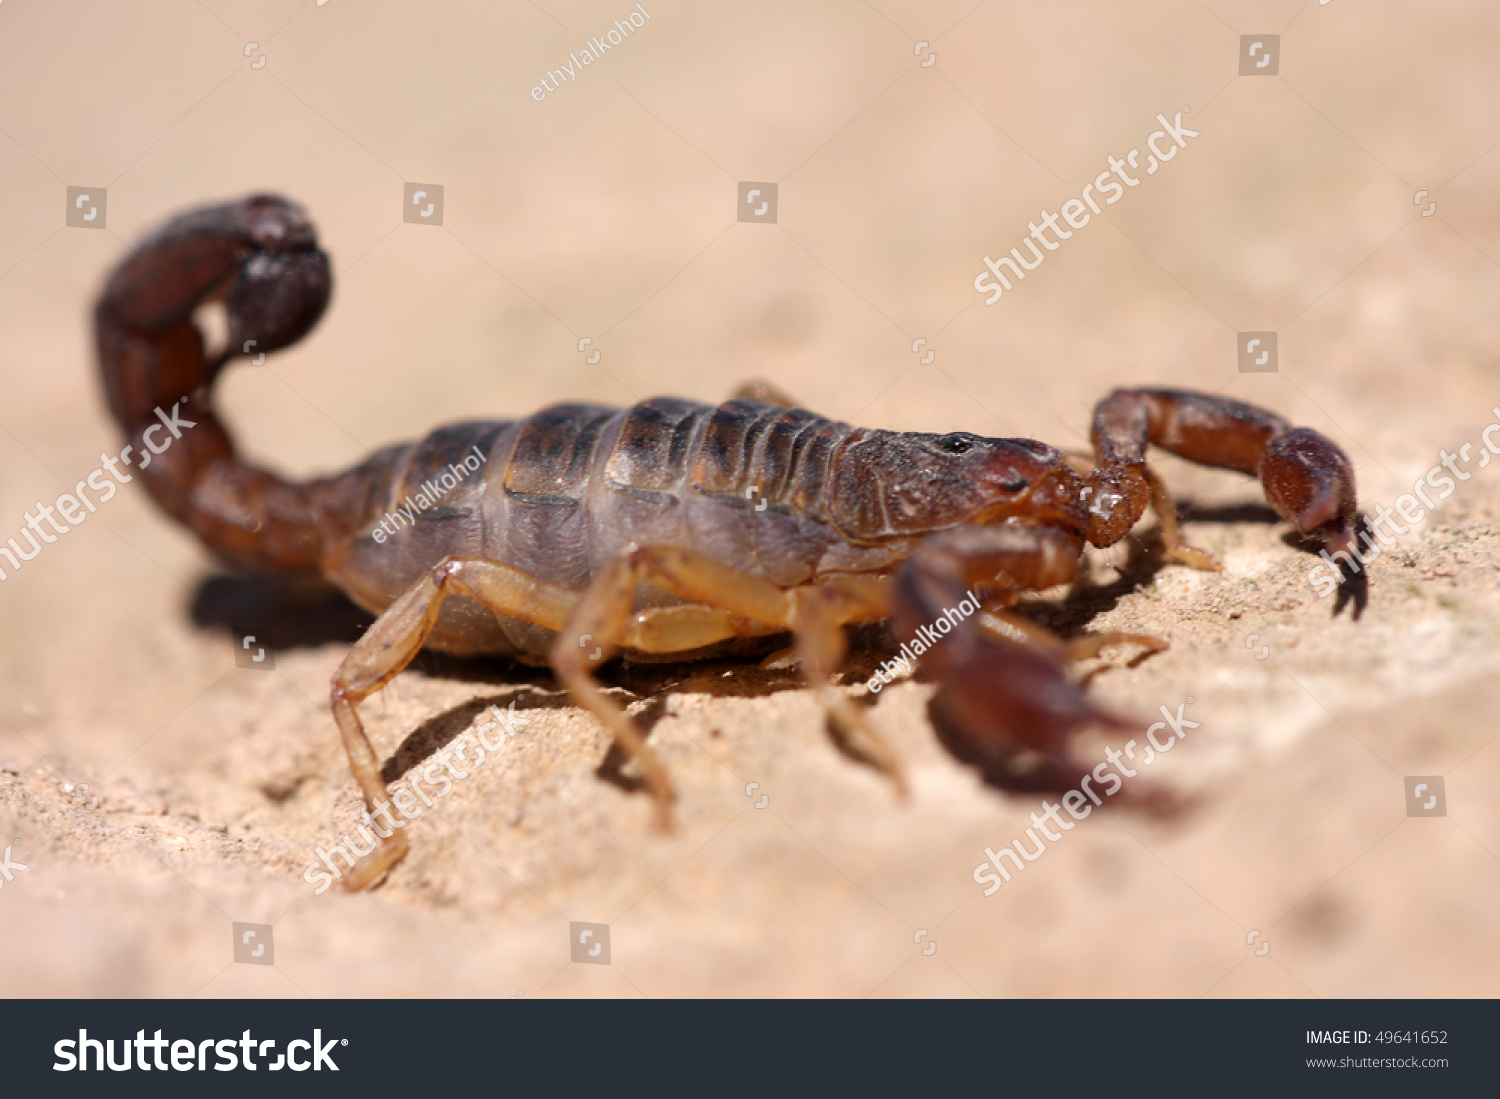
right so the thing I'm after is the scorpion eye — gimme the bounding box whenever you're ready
[939,434,974,454]
[1000,478,1029,493]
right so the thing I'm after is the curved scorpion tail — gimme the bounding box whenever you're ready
[95,195,332,575]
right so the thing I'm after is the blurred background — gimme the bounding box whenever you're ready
[0,0,1497,997]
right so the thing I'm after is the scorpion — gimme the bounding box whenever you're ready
[95,195,1360,890]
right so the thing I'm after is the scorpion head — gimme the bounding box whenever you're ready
[831,430,1089,542]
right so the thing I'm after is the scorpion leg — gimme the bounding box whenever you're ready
[972,604,1167,663]
[1088,388,1358,564]
[633,581,906,784]
[730,379,799,408]
[785,575,907,792]
[553,547,901,825]
[330,557,577,890]
[1064,448,1219,567]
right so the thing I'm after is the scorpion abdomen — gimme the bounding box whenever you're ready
[320,398,899,652]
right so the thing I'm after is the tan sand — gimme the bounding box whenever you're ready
[1,0,1497,997]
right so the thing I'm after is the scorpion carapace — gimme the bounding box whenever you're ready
[96,195,1361,890]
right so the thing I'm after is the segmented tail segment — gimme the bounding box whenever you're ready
[95,195,333,574]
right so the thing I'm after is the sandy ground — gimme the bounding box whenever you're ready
[2,0,1499,997]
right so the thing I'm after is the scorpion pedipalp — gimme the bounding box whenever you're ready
[1086,387,1359,571]
[891,519,1158,786]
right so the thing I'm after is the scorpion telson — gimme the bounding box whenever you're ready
[97,195,1362,890]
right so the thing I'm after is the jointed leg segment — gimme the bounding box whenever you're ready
[551,546,902,825]
[730,379,800,409]
[330,547,901,887]
[974,604,1167,663]
[1142,465,1220,570]
[329,557,578,890]
[786,575,906,789]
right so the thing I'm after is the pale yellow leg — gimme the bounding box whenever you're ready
[1070,447,1220,571]
[974,605,1168,663]
[730,379,800,408]
[330,557,577,890]
[788,577,907,793]
[1143,465,1221,571]
[552,548,901,826]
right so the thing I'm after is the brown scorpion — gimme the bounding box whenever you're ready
[95,195,1361,890]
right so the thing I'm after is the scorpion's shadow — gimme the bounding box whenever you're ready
[187,573,789,795]
[190,574,373,650]
[187,499,1352,801]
